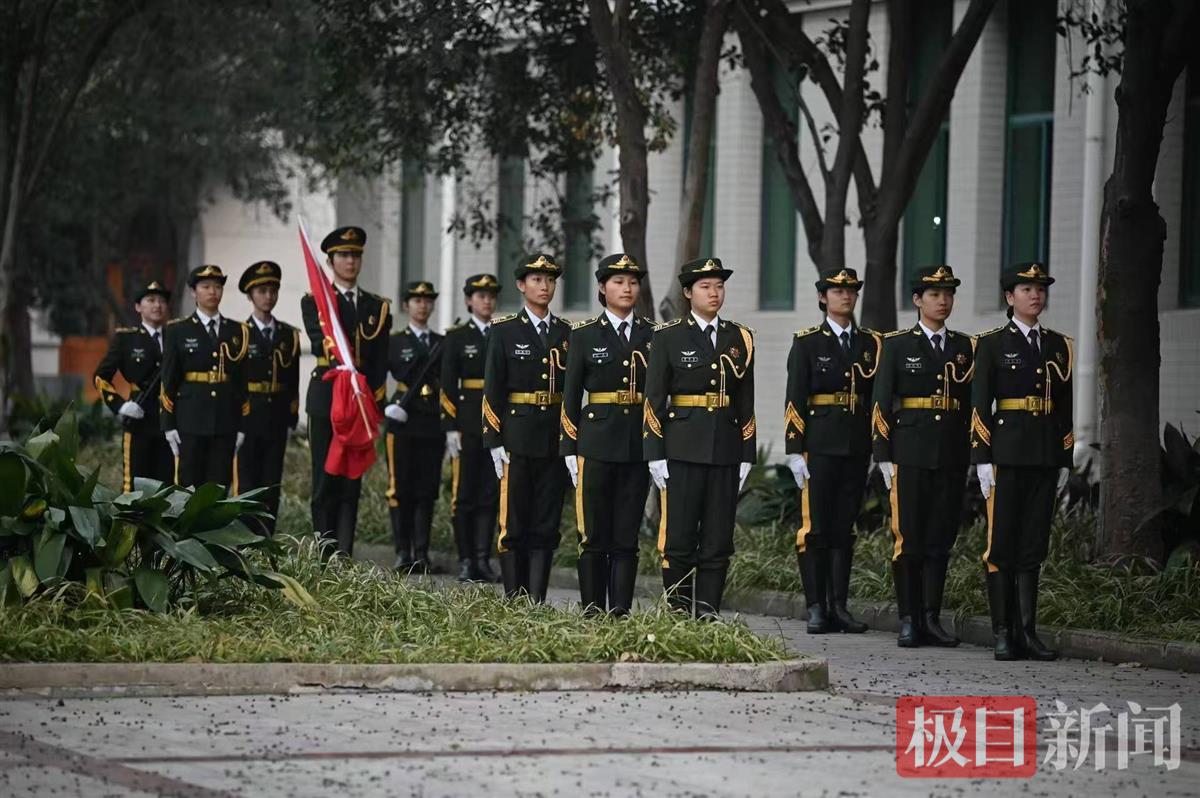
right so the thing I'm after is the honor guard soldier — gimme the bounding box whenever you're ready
[160,265,249,489]
[972,262,1073,661]
[94,281,174,491]
[560,254,653,616]
[784,267,882,634]
[235,261,300,533]
[482,254,572,602]
[384,281,445,573]
[644,258,756,618]
[871,265,973,648]
[441,274,502,583]
[301,226,392,556]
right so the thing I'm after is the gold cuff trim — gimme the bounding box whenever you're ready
[872,404,890,440]
[741,415,756,441]
[971,408,991,446]
[643,399,663,438]
[440,390,457,418]
[483,396,501,431]
[560,406,578,440]
[784,401,805,435]
[1063,431,1074,450]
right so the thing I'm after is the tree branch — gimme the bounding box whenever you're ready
[880,0,911,193]
[822,0,870,264]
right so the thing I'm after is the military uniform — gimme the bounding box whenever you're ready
[560,254,653,615]
[301,226,392,555]
[233,262,300,533]
[160,265,249,489]
[644,258,756,617]
[440,274,502,583]
[871,265,972,647]
[385,281,445,572]
[482,254,571,601]
[94,281,174,491]
[971,262,1072,661]
[785,267,881,634]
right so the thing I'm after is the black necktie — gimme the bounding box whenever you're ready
[482,324,489,339]
[537,321,548,348]
[840,331,850,353]
[419,331,429,349]
[617,321,629,343]
[1028,329,1040,353]
[153,331,161,352]
[264,325,273,344]
[207,319,218,341]
[931,332,943,353]
[702,324,716,353]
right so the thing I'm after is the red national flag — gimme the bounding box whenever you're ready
[298,219,382,479]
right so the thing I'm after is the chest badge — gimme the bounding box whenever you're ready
[955,352,968,365]
[231,335,240,346]
[729,346,740,358]
[368,315,376,326]
[817,355,832,364]
[863,351,873,363]
[1055,350,1065,365]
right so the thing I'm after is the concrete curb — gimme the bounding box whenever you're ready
[360,546,1200,674]
[0,659,827,699]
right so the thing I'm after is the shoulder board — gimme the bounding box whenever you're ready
[653,318,683,332]
[731,320,755,335]
[445,321,468,333]
[554,316,572,327]
[276,319,297,332]
[883,329,909,338]
[114,326,138,334]
[572,315,601,330]
[492,312,519,325]
[167,317,189,326]
[636,315,654,327]
[977,324,1007,338]
[1041,326,1073,341]
[861,327,882,338]
[793,326,820,338]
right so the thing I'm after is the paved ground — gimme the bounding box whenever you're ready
[2,573,1197,797]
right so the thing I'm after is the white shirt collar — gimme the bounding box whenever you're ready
[195,308,221,326]
[334,282,358,301]
[604,308,633,332]
[142,321,162,337]
[1011,317,1042,338]
[825,316,853,338]
[470,314,490,334]
[524,305,550,326]
[251,315,275,333]
[408,322,430,337]
[917,320,946,342]
[690,311,719,331]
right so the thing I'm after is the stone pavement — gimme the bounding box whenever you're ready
[1,577,1196,797]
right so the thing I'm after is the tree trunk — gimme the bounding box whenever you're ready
[4,279,33,400]
[861,226,900,330]
[1097,0,1197,563]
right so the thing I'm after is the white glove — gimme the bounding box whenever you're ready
[786,453,811,491]
[445,431,462,459]
[738,462,752,491]
[118,401,144,420]
[385,404,408,423]
[490,446,509,480]
[235,432,245,453]
[977,463,995,500]
[564,455,579,487]
[165,429,181,457]
[878,461,894,490]
[648,459,669,490]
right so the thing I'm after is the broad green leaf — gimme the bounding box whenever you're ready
[260,570,317,608]
[0,453,26,517]
[176,483,225,531]
[104,521,138,565]
[107,579,134,610]
[68,506,102,548]
[153,533,218,572]
[192,520,262,547]
[132,477,165,496]
[34,531,67,582]
[53,406,80,459]
[25,429,58,462]
[207,545,253,579]
[133,567,169,612]
[10,555,39,597]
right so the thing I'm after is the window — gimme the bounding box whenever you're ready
[901,0,953,292]
[1001,0,1056,272]
[1181,68,1200,307]
[399,161,426,288]
[682,90,717,257]
[562,166,595,311]
[496,156,525,310]
[759,58,798,311]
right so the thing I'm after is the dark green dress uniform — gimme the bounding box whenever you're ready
[93,281,173,491]
[870,265,972,647]
[233,262,300,534]
[971,261,1072,661]
[643,258,756,617]
[385,281,445,572]
[300,226,393,556]
[784,267,881,634]
[159,266,249,489]
[482,254,571,601]
[560,254,653,615]
[440,274,502,583]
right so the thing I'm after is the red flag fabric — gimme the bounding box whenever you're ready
[298,220,380,479]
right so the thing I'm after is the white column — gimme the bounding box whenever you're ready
[438,174,457,332]
[1074,66,1106,466]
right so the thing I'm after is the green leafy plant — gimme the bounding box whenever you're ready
[0,406,313,611]
[1133,422,1200,565]
[7,392,119,446]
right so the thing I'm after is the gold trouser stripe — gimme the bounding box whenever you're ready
[795,454,811,551]
[183,372,231,383]
[122,432,132,494]
[231,453,239,496]
[460,378,484,389]
[450,456,461,520]
[890,465,903,561]
[657,487,669,568]
[574,457,587,553]
[173,455,180,486]
[385,432,398,508]
[983,466,998,573]
[497,462,511,553]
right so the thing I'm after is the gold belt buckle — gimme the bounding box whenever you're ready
[931,395,946,410]
[834,391,849,406]
[1027,396,1045,413]
[534,390,551,405]
[705,392,721,409]
[616,389,632,404]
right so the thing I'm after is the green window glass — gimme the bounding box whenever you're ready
[901,0,952,291]
[496,156,525,310]
[400,161,426,287]
[1181,68,1200,307]
[1002,0,1056,273]
[759,58,798,311]
[563,166,595,311]
[682,90,717,257]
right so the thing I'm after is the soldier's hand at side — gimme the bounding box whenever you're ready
[118,401,144,420]
[445,431,461,459]
[785,453,810,491]
[648,459,669,490]
[977,463,994,499]
[878,461,894,490]
[490,447,509,480]
[564,455,579,488]
[385,404,408,423]
[738,462,752,492]
[165,429,181,457]
[235,432,245,453]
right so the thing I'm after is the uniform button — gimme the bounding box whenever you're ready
[540,374,547,380]
[935,388,943,395]
[459,394,465,400]
[210,391,217,397]
[1035,383,1042,389]
[934,414,942,421]
[587,412,594,419]
[707,408,715,413]
[1011,365,1017,370]
[622,360,629,366]
[1036,368,1043,374]
[998,419,1005,425]
[710,379,717,386]
[211,365,218,371]
[623,409,629,415]
[710,363,717,370]
[510,409,516,415]
[542,357,548,364]
[622,377,629,384]
[212,351,218,357]
[844,371,851,378]
[809,410,815,416]
[668,412,675,418]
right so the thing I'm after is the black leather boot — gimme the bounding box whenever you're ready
[662,566,694,615]
[390,507,413,571]
[1016,569,1058,661]
[694,566,728,620]
[577,551,608,615]
[411,501,440,574]
[334,502,356,558]
[828,547,868,633]
[453,513,473,582]
[608,555,637,616]
[986,570,1017,661]
[527,549,554,603]
[498,550,527,599]
[893,559,918,648]
[472,512,499,583]
[921,556,960,646]
[797,550,828,634]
